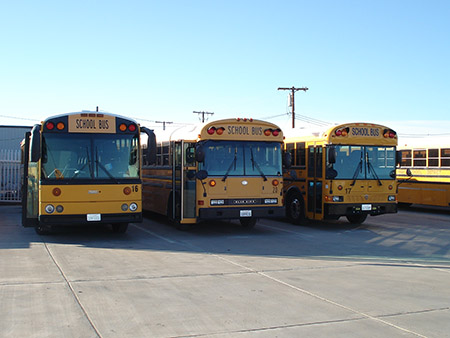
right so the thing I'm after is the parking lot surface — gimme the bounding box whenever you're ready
[1,204,449,337]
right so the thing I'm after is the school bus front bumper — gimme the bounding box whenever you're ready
[199,206,284,220]
[325,202,397,217]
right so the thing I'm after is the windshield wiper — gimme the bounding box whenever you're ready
[95,147,119,183]
[350,154,363,186]
[366,153,382,186]
[222,147,237,182]
[70,146,93,180]
[250,147,267,181]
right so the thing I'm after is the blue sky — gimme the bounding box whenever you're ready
[1,0,449,137]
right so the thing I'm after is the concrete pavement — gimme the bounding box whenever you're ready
[1,204,449,337]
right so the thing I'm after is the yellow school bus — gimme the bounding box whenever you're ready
[397,141,450,207]
[21,111,147,234]
[283,122,398,224]
[142,118,285,230]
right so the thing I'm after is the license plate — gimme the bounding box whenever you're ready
[240,210,252,217]
[361,204,372,211]
[87,214,101,221]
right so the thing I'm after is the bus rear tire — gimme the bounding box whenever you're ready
[35,224,52,235]
[346,214,367,224]
[240,217,257,228]
[112,223,128,233]
[286,192,306,225]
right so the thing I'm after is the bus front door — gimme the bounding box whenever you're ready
[306,145,323,220]
[172,141,197,225]
[21,132,39,227]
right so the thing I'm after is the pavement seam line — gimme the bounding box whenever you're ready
[215,254,428,338]
[133,223,178,243]
[43,242,103,338]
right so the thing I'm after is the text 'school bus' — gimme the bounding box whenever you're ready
[21,111,150,234]
[283,122,399,225]
[397,140,450,208]
[141,118,286,230]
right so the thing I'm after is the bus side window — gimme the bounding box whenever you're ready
[413,149,426,167]
[401,149,412,167]
[428,149,439,167]
[441,148,450,167]
[296,142,306,168]
[285,143,295,166]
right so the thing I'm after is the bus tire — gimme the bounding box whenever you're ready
[346,214,367,224]
[240,217,257,228]
[35,224,52,235]
[112,223,128,233]
[286,192,306,225]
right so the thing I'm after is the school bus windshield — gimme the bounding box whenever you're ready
[199,140,282,177]
[328,145,396,180]
[41,133,139,180]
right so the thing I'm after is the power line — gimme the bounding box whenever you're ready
[0,114,40,122]
[294,114,330,127]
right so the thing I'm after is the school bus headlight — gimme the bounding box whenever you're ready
[388,195,396,201]
[56,205,64,213]
[121,203,129,211]
[211,199,225,205]
[45,204,55,214]
[325,195,343,202]
[264,198,278,204]
[129,203,138,211]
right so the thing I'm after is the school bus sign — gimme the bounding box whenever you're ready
[68,114,116,133]
[199,118,284,141]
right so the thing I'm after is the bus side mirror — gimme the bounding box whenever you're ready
[141,127,157,165]
[195,145,205,163]
[30,124,41,163]
[283,152,291,169]
[328,146,336,164]
[326,168,338,179]
[186,146,195,165]
[396,150,402,167]
[195,170,208,180]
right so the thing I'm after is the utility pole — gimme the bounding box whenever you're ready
[193,111,214,123]
[277,86,309,128]
[155,121,173,130]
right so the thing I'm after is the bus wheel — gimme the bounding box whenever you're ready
[287,193,305,225]
[35,225,52,235]
[112,223,128,233]
[346,214,367,224]
[240,217,257,228]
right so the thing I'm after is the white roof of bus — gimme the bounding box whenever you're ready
[398,136,450,149]
[154,123,203,143]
